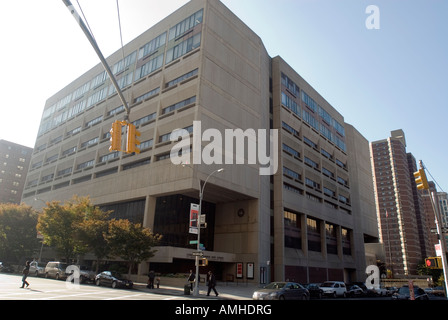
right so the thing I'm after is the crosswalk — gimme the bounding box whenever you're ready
[0,274,187,300]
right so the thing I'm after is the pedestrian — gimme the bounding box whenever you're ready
[187,269,195,291]
[147,270,155,289]
[20,261,30,288]
[206,270,218,297]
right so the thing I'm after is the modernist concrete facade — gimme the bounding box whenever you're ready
[0,140,33,204]
[22,0,377,283]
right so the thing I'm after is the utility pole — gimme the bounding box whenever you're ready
[416,161,448,296]
[61,0,130,121]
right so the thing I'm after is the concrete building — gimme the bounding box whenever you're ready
[370,130,430,276]
[0,140,32,204]
[22,0,377,283]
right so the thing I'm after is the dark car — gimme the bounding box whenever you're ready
[253,282,309,300]
[392,285,429,300]
[347,285,366,297]
[305,283,324,299]
[95,271,133,289]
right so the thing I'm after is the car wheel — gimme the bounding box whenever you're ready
[45,272,49,278]
[302,294,308,300]
[279,295,285,300]
[95,279,101,286]
[333,292,337,298]
[112,281,118,289]
[35,271,39,277]
[55,273,60,280]
[318,292,322,299]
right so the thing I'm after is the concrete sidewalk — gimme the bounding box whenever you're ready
[134,281,259,300]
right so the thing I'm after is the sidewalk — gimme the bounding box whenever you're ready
[134,281,259,300]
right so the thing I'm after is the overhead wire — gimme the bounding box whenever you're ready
[422,161,445,193]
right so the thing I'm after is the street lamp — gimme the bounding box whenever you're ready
[182,163,224,296]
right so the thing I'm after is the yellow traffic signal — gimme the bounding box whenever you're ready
[414,168,429,190]
[126,123,141,154]
[425,257,442,269]
[109,120,122,152]
[199,258,208,266]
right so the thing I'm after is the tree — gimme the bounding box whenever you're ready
[36,198,86,263]
[0,203,39,263]
[106,219,162,279]
[75,196,111,273]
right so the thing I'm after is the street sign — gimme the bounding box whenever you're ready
[192,252,204,256]
[189,240,198,245]
[189,227,198,234]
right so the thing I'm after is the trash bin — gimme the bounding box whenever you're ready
[184,284,191,295]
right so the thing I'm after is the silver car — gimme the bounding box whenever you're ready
[253,282,309,300]
[29,261,46,277]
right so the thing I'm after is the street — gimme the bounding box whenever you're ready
[0,273,193,301]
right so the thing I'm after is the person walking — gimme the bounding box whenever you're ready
[206,270,218,297]
[20,261,30,288]
[147,270,155,289]
[187,269,195,291]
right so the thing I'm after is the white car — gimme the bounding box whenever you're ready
[371,286,387,296]
[29,261,46,277]
[320,281,347,298]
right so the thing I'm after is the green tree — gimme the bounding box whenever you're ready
[75,196,111,273]
[0,203,39,263]
[37,198,86,263]
[106,219,162,279]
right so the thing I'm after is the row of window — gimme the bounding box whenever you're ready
[39,9,204,135]
[284,209,352,254]
[280,73,346,151]
[281,121,348,171]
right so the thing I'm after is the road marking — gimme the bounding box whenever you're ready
[32,289,113,300]
[103,293,146,300]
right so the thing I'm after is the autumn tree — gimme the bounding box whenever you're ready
[37,197,87,263]
[0,203,39,263]
[106,219,162,279]
[75,196,111,273]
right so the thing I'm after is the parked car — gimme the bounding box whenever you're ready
[95,271,133,289]
[29,261,46,277]
[76,265,96,283]
[45,261,69,280]
[320,281,347,298]
[392,285,429,300]
[0,261,14,273]
[347,285,366,297]
[426,286,445,297]
[252,282,310,300]
[386,287,398,296]
[371,285,387,296]
[305,283,323,299]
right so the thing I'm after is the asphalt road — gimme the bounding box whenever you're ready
[0,273,190,300]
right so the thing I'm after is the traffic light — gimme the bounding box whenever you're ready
[109,120,123,152]
[425,257,442,269]
[126,123,141,154]
[199,258,208,266]
[414,168,429,190]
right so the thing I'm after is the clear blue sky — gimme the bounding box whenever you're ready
[1,0,447,191]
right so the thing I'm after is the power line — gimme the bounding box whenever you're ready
[422,161,445,193]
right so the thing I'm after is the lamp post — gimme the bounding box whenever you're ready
[183,164,223,296]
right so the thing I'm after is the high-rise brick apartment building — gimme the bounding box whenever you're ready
[371,130,430,276]
[22,0,378,283]
[0,140,33,204]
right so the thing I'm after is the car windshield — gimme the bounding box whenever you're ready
[264,282,286,289]
[111,271,123,279]
[321,282,334,287]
